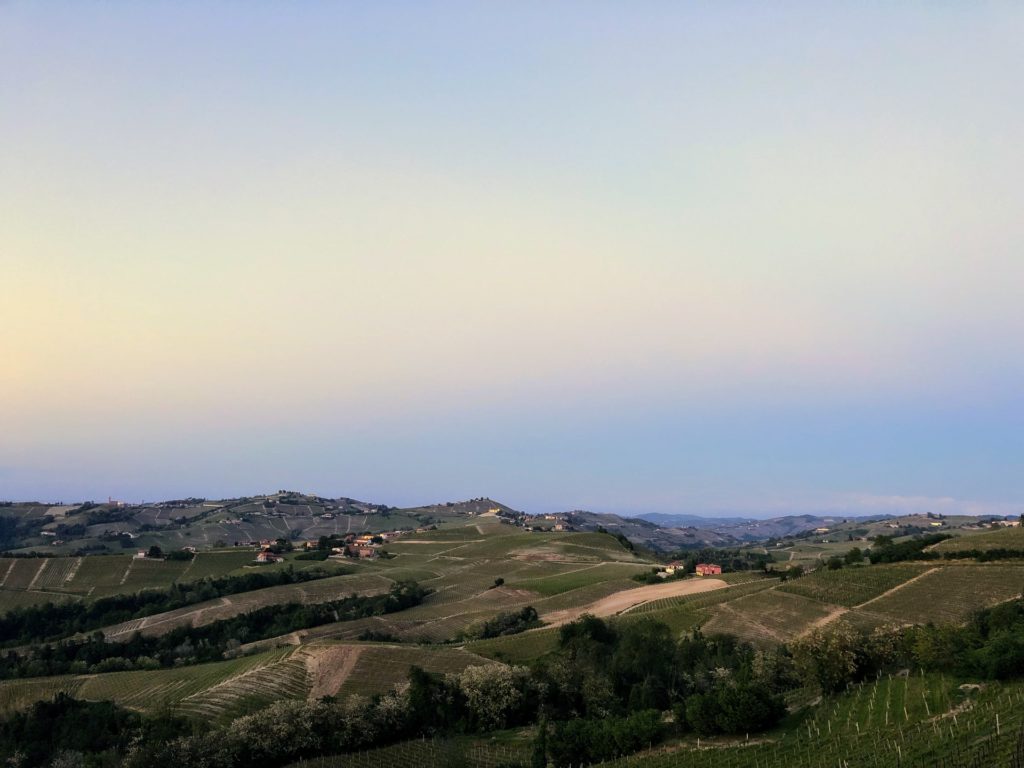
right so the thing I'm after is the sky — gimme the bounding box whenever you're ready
[2,3,1022,516]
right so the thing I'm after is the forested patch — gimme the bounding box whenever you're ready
[0,694,193,768]
[941,547,1024,562]
[867,533,950,563]
[469,606,541,639]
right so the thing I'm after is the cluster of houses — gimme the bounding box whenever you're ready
[242,493,389,518]
[334,533,393,559]
[255,548,282,564]
[497,510,575,532]
[251,529,410,563]
[660,561,722,577]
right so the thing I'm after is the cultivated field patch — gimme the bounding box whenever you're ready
[932,526,1024,553]
[337,646,489,698]
[850,565,1024,626]
[701,589,835,645]
[778,564,930,607]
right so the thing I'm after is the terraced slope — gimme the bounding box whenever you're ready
[0,640,487,723]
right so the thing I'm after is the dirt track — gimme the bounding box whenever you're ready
[541,578,728,626]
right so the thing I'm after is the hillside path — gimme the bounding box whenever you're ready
[797,566,941,637]
[856,566,939,609]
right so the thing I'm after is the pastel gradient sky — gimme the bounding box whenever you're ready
[3,3,1022,515]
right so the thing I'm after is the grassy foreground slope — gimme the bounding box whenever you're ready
[605,675,1024,768]
[287,674,1024,768]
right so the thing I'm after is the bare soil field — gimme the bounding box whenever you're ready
[541,577,728,626]
[306,644,364,699]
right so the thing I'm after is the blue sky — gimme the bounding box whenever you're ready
[2,3,1022,515]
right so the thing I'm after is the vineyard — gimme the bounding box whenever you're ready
[0,647,300,717]
[7,518,1024,764]
[100,571,396,639]
[0,548,383,614]
[624,577,776,616]
[467,626,562,663]
[282,675,1024,768]
[508,562,651,596]
[286,735,531,768]
[534,579,642,613]
[603,675,1024,768]
[849,565,1024,626]
[700,589,835,645]
[0,676,85,716]
[336,645,490,697]
[778,564,929,607]
[932,526,1024,554]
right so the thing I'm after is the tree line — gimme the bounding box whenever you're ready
[0,565,351,647]
[0,581,427,679]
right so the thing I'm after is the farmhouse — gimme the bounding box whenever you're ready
[695,563,722,576]
[255,550,282,564]
[664,560,684,575]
